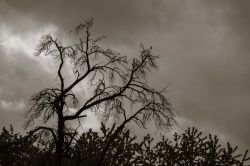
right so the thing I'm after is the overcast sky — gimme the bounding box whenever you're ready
[0,0,250,150]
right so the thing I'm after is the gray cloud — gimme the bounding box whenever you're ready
[0,43,54,131]
[0,0,250,151]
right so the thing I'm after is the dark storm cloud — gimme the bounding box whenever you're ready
[1,0,185,46]
[157,1,250,149]
[0,0,250,150]
[212,0,250,148]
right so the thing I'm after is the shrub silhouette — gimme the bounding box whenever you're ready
[0,124,248,166]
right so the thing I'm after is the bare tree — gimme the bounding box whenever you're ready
[24,18,174,166]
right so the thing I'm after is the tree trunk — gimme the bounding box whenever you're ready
[55,117,65,166]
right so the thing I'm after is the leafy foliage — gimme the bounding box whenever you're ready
[0,124,249,166]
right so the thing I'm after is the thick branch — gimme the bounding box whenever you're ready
[29,126,58,143]
[0,126,57,150]
[63,67,95,95]
[64,69,134,121]
[54,41,65,92]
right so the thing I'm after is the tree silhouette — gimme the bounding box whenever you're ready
[24,18,174,166]
[0,125,40,165]
[153,127,249,166]
[0,124,248,165]
[59,124,250,166]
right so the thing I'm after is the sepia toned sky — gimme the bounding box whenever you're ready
[0,0,250,150]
